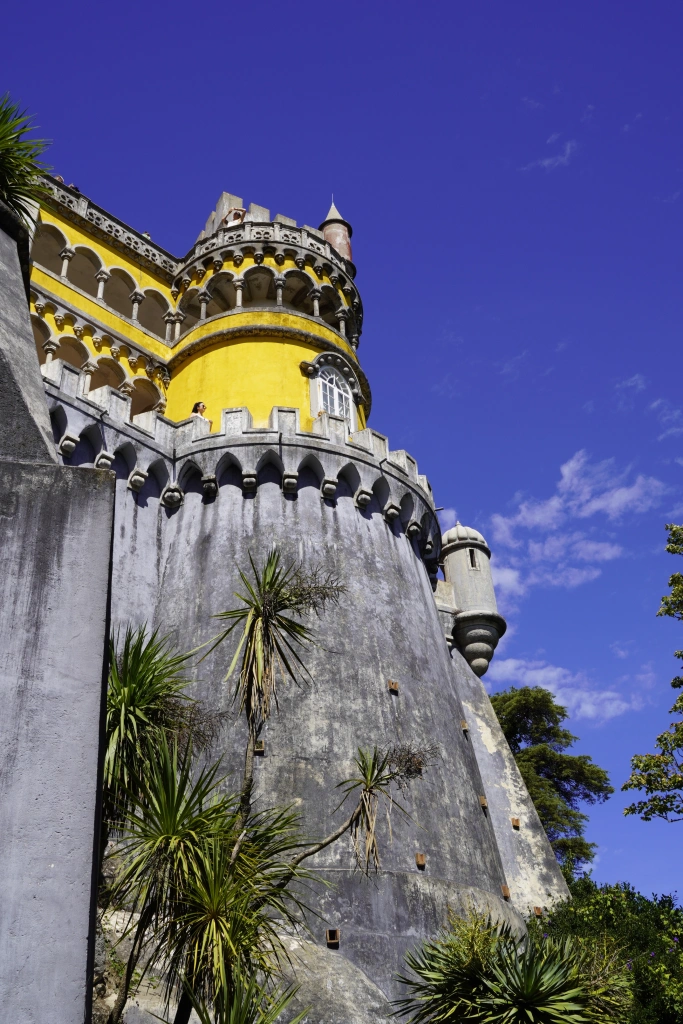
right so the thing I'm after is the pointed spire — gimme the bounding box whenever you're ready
[319,197,353,261]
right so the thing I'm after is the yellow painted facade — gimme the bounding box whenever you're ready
[30,194,366,431]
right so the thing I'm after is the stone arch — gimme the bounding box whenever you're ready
[104,268,136,319]
[89,356,126,392]
[256,449,284,483]
[282,269,313,309]
[49,404,68,445]
[296,453,325,489]
[69,246,101,297]
[318,284,341,327]
[216,451,243,487]
[206,272,235,317]
[31,315,51,364]
[337,462,361,499]
[147,458,170,491]
[178,460,203,499]
[114,441,138,475]
[55,334,89,371]
[130,376,161,418]
[399,492,415,531]
[31,221,67,275]
[179,287,200,335]
[242,266,276,306]
[138,289,169,338]
[372,475,392,514]
[67,425,98,467]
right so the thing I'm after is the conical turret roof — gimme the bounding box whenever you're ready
[319,199,352,236]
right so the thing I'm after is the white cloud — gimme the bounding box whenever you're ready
[650,398,683,441]
[489,450,666,600]
[521,140,577,172]
[547,132,560,144]
[438,507,457,531]
[616,373,647,393]
[491,562,526,597]
[487,657,641,721]
[522,96,543,110]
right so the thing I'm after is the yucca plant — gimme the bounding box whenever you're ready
[105,736,231,1024]
[394,912,631,1024]
[0,93,50,222]
[206,548,342,825]
[173,967,308,1024]
[104,626,195,830]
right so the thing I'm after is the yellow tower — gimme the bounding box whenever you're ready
[29,182,369,435]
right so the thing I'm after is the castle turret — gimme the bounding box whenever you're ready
[319,200,353,261]
[442,522,506,676]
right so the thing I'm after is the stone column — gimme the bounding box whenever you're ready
[129,290,145,321]
[275,276,286,306]
[198,289,211,320]
[59,247,75,278]
[42,338,59,365]
[336,308,349,338]
[95,269,110,299]
[173,311,186,341]
[81,359,98,395]
[310,288,321,318]
[234,278,245,308]
[163,310,176,343]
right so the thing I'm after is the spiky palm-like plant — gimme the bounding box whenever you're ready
[0,94,49,222]
[105,737,230,1024]
[104,626,195,829]
[394,912,631,1024]
[207,548,342,825]
[178,968,308,1024]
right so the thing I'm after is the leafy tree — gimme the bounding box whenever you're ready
[0,93,49,222]
[394,909,631,1023]
[490,686,613,870]
[543,875,683,1024]
[623,523,683,822]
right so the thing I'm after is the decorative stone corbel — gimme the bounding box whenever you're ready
[355,487,373,508]
[212,257,223,273]
[294,256,305,270]
[34,300,46,316]
[161,482,184,508]
[94,451,115,470]
[109,344,121,360]
[118,380,136,397]
[233,253,244,267]
[282,471,298,493]
[406,520,421,539]
[92,335,103,351]
[452,611,507,678]
[383,502,401,522]
[321,477,337,499]
[54,313,65,329]
[58,432,80,457]
[128,468,148,492]
[202,474,218,498]
[242,470,257,491]
[253,251,264,265]
[195,264,206,280]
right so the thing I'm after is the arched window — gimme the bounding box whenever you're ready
[319,367,354,427]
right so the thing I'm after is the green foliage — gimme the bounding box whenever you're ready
[490,687,613,869]
[207,548,342,730]
[543,875,683,1024]
[178,968,307,1024]
[0,93,50,221]
[104,626,195,826]
[394,911,631,1023]
[622,524,683,822]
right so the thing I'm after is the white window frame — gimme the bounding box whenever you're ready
[310,365,357,432]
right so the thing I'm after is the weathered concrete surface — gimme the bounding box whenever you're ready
[450,657,569,912]
[0,206,57,463]
[0,461,114,1024]
[103,463,519,1006]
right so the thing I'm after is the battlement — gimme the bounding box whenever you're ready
[42,361,439,562]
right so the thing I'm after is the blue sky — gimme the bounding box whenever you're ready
[7,0,683,894]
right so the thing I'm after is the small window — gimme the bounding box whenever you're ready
[468,548,478,569]
[318,367,355,429]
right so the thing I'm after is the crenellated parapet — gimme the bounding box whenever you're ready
[41,362,440,564]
